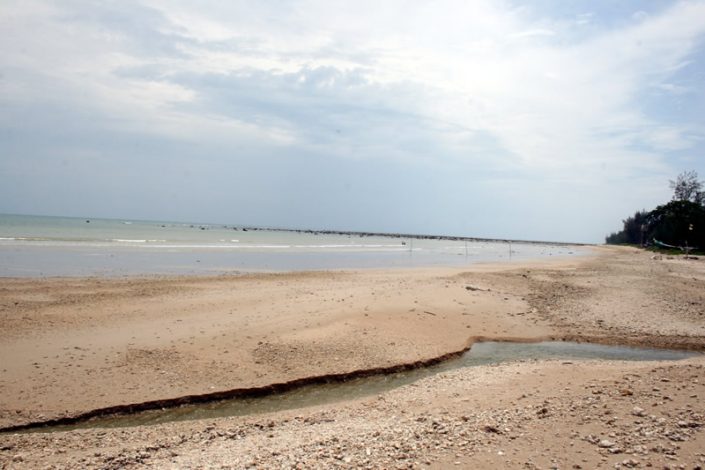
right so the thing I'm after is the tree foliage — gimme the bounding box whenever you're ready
[670,170,705,205]
[605,210,648,245]
[646,200,705,248]
[606,170,705,249]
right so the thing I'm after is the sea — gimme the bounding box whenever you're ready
[0,214,586,277]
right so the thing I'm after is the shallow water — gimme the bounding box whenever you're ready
[0,213,584,276]
[24,341,698,433]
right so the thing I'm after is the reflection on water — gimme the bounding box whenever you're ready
[29,341,698,433]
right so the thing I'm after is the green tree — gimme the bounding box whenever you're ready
[605,210,648,245]
[606,171,705,249]
[645,200,705,248]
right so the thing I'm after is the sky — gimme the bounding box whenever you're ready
[1,1,704,243]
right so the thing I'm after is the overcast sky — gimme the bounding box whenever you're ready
[1,1,704,243]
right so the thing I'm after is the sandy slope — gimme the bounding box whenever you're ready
[0,263,558,428]
[1,246,704,468]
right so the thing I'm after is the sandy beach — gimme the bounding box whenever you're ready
[1,246,704,468]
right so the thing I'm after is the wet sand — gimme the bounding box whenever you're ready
[1,246,704,468]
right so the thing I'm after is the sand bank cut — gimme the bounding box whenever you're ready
[0,260,558,428]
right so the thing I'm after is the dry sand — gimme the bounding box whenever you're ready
[1,245,704,468]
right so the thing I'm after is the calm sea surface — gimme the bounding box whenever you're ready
[0,214,586,277]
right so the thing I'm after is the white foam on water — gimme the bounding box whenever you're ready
[0,237,50,241]
[135,244,295,249]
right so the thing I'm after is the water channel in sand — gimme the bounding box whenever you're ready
[17,341,699,433]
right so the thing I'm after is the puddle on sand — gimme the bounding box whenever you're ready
[22,341,700,433]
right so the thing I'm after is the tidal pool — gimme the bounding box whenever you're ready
[16,341,700,433]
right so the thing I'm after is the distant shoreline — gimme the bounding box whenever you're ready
[1,212,592,247]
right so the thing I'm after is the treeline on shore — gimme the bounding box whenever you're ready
[606,171,705,252]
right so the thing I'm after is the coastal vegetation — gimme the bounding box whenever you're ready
[606,171,705,252]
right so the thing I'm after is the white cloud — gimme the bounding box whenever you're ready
[510,28,556,39]
[4,1,703,166]
[575,12,594,26]
[632,10,649,22]
[1,0,704,241]
[654,82,691,94]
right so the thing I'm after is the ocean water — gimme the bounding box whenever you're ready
[0,214,585,277]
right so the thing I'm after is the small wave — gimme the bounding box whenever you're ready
[0,237,50,241]
[136,244,299,249]
[247,245,292,249]
[292,244,402,249]
[124,243,408,250]
[111,239,166,243]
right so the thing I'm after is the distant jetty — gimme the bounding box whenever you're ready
[219,225,590,247]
